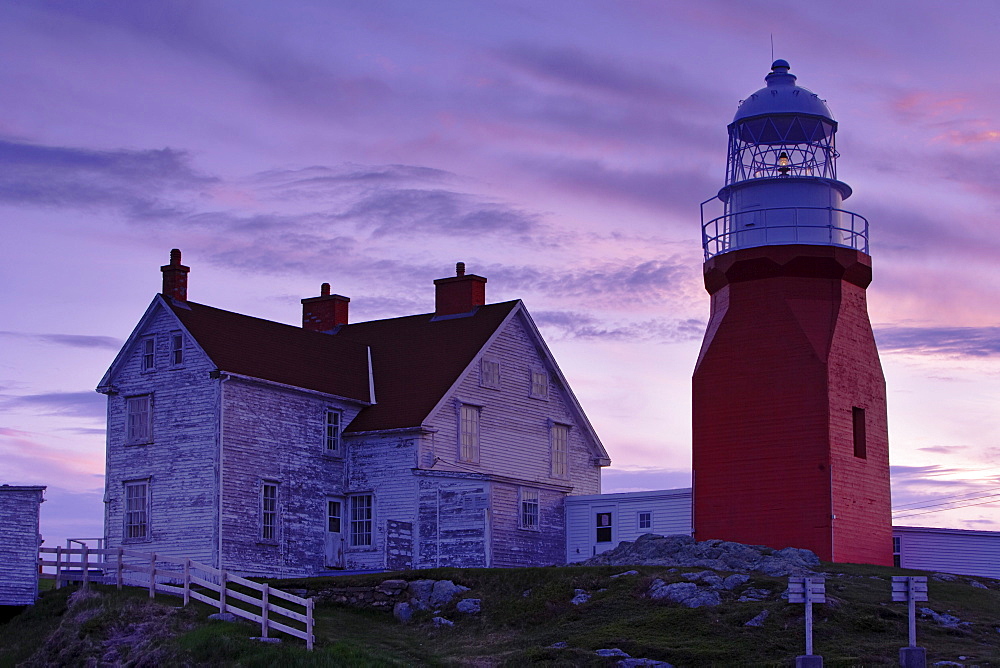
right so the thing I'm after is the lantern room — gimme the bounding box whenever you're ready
[701,60,868,258]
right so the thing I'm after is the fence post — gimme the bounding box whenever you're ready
[82,543,90,589]
[261,584,269,639]
[219,569,227,614]
[183,559,191,606]
[306,597,314,651]
[149,553,156,599]
[116,548,123,590]
[55,546,62,589]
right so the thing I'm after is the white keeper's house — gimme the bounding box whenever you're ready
[98,250,610,577]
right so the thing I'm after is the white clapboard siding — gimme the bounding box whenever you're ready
[0,486,45,605]
[103,305,220,567]
[894,526,1000,579]
[565,488,693,563]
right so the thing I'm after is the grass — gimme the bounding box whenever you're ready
[2,563,999,666]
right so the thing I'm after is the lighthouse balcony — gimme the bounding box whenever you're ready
[701,205,868,259]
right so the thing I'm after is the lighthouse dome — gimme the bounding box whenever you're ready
[733,60,834,123]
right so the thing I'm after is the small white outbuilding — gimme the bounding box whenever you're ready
[565,488,692,563]
[0,485,45,606]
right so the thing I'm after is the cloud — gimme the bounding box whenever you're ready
[534,310,703,343]
[0,331,122,350]
[332,188,541,239]
[0,427,104,486]
[601,467,691,494]
[519,157,718,218]
[875,326,1000,358]
[0,139,212,218]
[0,391,105,419]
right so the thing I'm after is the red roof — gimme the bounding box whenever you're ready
[166,297,519,432]
[166,299,372,402]
[334,301,518,432]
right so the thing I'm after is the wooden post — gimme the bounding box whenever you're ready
[55,546,62,589]
[908,584,917,647]
[116,547,123,590]
[183,559,191,606]
[82,544,90,589]
[149,553,156,599]
[219,569,227,614]
[306,597,314,651]
[804,577,814,656]
[261,584,270,639]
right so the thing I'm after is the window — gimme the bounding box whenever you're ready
[261,483,278,541]
[480,358,500,389]
[852,406,867,459]
[327,500,342,533]
[550,423,569,478]
[124,481,149,539]
[325,409,342,454]
[350,495,373,546]
[459,404,480,463]
[519,488,539,530]
[893,536,901,568]
[596,512,612,543]
[170,333,184,366]
[141,337,155,371]
[530,369,548,399]
[638,511,652,530]
[126,395,152,445]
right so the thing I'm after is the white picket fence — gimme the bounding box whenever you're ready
[37,545,315,650]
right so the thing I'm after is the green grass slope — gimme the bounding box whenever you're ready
[2,562,998,667]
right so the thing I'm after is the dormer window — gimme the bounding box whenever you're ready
[530,369,548,400]
[480,358,500,390]
[141,337,155,372]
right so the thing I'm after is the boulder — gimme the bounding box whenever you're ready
[430,580,470,607]
[408,580,435,609]
[584,534,819,576]
[393,602,413,624]
[456,598,481,615]
[432,616,454,627]
[647,580,721,608]
[744,609,770,627]
[571,589,591,605]
[596,648,631,657]
[617,659,674,667]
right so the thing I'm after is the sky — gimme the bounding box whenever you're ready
[2,0,1000,548]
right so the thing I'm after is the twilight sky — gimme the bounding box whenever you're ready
[3,0,1000,547]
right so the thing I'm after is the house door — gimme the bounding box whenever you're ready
[593,506,615,556]
[325,498,345,569]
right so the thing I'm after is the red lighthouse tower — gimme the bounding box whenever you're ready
[692,61,892,566]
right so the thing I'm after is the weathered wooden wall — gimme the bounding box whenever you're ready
[221,377,362,577]
[103,304,219,566]
[0,486,45,605]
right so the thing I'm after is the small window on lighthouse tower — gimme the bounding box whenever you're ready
[852,407,867,459]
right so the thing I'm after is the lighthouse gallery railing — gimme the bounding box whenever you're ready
[701,206,869,259]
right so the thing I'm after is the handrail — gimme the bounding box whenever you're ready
[701,205,869,259]
[38,546,314,650]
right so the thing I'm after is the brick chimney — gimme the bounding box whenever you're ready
[301,283,350,332]
[434,262,487,316]
[160,248,190,301]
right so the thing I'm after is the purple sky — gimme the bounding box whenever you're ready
[3,1,1000,547]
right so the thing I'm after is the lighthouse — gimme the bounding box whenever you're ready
[692,61,892,566]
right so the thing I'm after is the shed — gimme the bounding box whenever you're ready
[0,485,45,605]
[893,526,1000,579]
[565,488,692,563]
